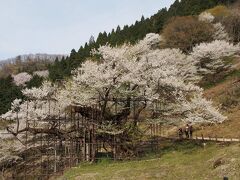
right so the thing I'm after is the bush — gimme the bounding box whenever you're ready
[220,85,240,109]
[206,5,230,19]
[222,10,240,43]
[162,16,214,52]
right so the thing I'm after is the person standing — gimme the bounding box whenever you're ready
[178,128,183,139]
[185,124,189,138]
[189,124,193,139]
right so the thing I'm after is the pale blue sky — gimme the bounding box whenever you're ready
[0,0,175,60]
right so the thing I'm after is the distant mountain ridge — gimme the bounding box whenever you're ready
[0,53,68,66]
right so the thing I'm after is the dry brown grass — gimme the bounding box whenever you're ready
[164,57,240,138]
[196,108,240,138]
[196,57,240,138]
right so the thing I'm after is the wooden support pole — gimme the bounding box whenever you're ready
[113,135,116,161]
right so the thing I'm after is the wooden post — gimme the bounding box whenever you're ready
[155,123,158,136]
[83,129,86,161]
[92,124,96,162]
[160,124,162,136]
[53,137,57,173]
[88,126,91,161]
[86,143,89,161]
[153,124,155,136]
[150,124,153,137]
[113,135,116,161]
[89,127,92,161]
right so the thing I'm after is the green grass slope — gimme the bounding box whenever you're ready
[60,141,240,180]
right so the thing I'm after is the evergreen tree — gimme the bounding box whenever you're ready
[48,0,237,82]
[89,35,95,45]
[0,76,23,114]
[26,75,44,89]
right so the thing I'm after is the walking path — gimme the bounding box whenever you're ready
[160,136,240,142]
[145,124,240,143]
[194,136,240,142]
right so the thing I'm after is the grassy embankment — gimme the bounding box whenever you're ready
[61,141,240,180]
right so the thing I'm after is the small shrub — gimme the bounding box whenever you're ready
[97,157,113,165]
[213,158,225,169]
[220,83,240,109]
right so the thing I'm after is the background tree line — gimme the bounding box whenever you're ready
[48,0,237,81]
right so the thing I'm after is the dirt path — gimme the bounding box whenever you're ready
[161,136,240,142]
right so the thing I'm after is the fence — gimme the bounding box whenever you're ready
[0,98,150,179]
[1,99,239,179]
[0,103,100,179]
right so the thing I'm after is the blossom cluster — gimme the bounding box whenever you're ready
[12,72,32,86]
[199,11,230,41]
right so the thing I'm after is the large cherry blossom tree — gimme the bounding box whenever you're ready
[1,32,239,170]
[3,33,238,135]
[53,33,228,126]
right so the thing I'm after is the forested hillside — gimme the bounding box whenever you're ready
[49,0,237,81]
[0,54,66,78]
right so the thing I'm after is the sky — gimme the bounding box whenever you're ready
[0,0,175,60]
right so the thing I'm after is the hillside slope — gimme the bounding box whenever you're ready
[196,57,240,138]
